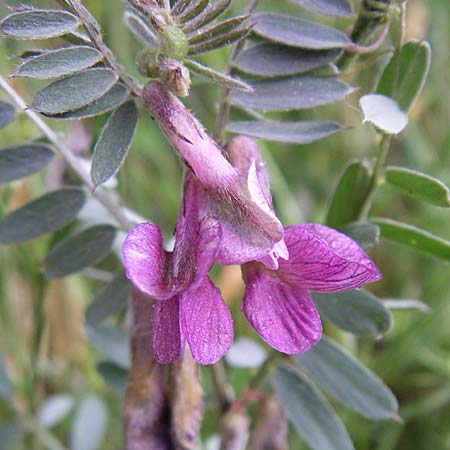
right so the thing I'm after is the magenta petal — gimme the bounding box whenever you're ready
[180,277,233,365]
[151,296,185,364]
[122,222,170,299]
[280,224,382,292]
[242,264,322,354]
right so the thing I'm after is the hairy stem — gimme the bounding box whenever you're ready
[338,0,392,70]
[68,0,142,97]
[213,0,259,141]
[0,75,132,230]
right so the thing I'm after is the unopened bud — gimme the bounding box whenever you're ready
[136,48,159,78]
[160,59,191,97]
[159,25,188,60]
[170,350,204,450]
[220,409,249,450]
[248,395,288,450]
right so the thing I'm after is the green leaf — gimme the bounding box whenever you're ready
[272,365,354,450]
[226,120,344,144]
[360,94,408,134]
[253,13,350,49]
[182,0,232,33]
[91,100,138,188]
[377,40,431,112]
[96,361,127,396]
[0,188,86,244]
[86,273,132,325]
[37,395,75,428]
[185,59,253,91]
[0,9,80,39]
[235,43,342,77]
[46,82,129,120]
[123,9,158,47]
[31,68,118,115]
[312,290,393,336]
[0,143,55,184]
[385,166,450,207]
[0,100,16,129]
[44,225,116,278]
[70,396,107,450]
[230,76,352,112]
[0,359,12,399]
[293,0,354,17]
[86,325,130,369]
[294,337,398,419]
[0,422,22,450]
[372,218,450,261]
[325,160,372,229]
[15,46,102,79]
[343,222,380,249]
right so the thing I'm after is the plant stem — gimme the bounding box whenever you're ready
[358,133,391,220]
[338,0,392,70]
[213,0,259,141]
[248,350,280,391]
[68,0,142,97]
[0,75,132,231]
[210,362,234,411]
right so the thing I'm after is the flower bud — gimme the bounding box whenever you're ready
[220,409,249,450]
[248,395,288,450]
[160,59,191,97]
[159,25,189,60]
[136,48,159,78]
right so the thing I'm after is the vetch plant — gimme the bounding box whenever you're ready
[0,0,448,449]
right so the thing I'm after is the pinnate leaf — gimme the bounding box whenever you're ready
[312,289,393,336]
[377,40,431,112]
[46,82,129,120]
[235,43,342,77]
[385,166,450,207]
[0,188,86,244]
[326,160,372,229]
[253,13,351,50]
[294,337,398,419]
[230,76,352,112]
[70,396,107,450]
[91,100,138,188]
[343,222,380,250]
[0,9,80,39]
[0,143,54,184]
[226,120,344,144]
[86,273,132,325]
[86,325,130,369]
[360,94,408,135]
[15,46,102,79]
[31,68,118,115]
[272,365,354,450]
[0,100,16,129]
[293,0,354,17]
[44,225,116,278]
[372,218,450,262]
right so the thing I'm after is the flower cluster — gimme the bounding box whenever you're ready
[122,83,382,365]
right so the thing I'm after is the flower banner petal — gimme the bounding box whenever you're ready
[151,296,185,364]
[180,277,234,365]
[242,265,322,354]
[280,224,382,292]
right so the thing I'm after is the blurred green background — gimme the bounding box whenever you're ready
[1,0,449,449]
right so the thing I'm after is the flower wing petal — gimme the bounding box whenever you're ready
[242,265,322,354]
[151,296,185,364]
[180,277,233,365]
[122,222,170,299]
[280,224,382,292]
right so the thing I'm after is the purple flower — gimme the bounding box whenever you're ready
[141,82,284,264]
[241,224,382,354]
[223,136,382,354]
[122,175,233,364]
